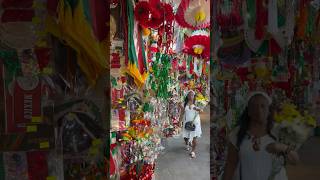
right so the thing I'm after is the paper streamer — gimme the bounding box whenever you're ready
[267,0,278,34]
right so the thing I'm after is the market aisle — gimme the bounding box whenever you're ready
[154,108,210,180]
[286,136,320,180]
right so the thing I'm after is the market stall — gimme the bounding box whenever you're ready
[109,0,210,179]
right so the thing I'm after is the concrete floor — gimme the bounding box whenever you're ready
[154,110,210,180]
[286,136,320,180]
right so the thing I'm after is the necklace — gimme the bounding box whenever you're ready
[251,136,261,151]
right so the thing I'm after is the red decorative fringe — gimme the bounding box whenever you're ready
[184,35,210,60]
[134,1,174,29]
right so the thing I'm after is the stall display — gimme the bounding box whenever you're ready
[110,0,210,179]
[0,0,109,179]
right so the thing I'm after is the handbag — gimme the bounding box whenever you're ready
[184,111,199,131]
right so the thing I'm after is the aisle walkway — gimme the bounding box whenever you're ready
[154,109,210,180]
[286,136,320,180]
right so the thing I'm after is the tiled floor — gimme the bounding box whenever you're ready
[154,110,210,180]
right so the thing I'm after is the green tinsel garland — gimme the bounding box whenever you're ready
[150,53,171,99]
[143,102,154,112]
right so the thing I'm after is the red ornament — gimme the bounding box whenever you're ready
[134,1,174,29]
[176,0,210,29]
[184,35,210,60]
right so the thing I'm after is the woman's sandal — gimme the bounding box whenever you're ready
[190,151,196,158]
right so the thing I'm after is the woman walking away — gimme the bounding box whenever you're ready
[180,90,202,158]
[223,91,299,180]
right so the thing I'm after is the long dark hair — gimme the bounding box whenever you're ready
[236,102,276,149]
[184,92,196,108]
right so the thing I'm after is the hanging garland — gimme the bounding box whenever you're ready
[126,0,148,88]
[150,53,171,99]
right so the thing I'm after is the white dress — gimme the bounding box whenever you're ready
[182,104,202,142]
[229,127,288,180]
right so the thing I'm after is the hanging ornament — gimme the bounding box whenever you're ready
[134,1,174,29]
[216,0,243,29]
[243,0,295,54]
[142,28,151,37]
[176,0,210,29]
[183,30,210,59]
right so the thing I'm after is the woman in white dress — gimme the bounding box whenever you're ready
[180,90,202,158]
[223,91,299,180]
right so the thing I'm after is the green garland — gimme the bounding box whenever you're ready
[142,102,154,112]
[150,53,171,99]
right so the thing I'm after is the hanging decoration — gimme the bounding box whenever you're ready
[45,0,107,86]
[110,1,210,180]
[150,53,172,99]
[127,0,148,88]
[243,0,295,55]
[183,29,210,60]
[176,0,210,29]
[216,0,243,29]
[134,0,174,29]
